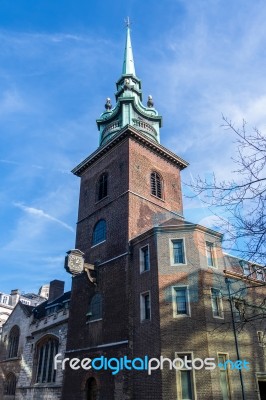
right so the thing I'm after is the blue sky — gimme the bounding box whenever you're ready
[1,0,266,294]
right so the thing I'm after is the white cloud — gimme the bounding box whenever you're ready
[13,202,75,233]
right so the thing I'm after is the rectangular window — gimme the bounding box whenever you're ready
[173,287,190,316]
[172,239,185,264]
[218,353,231,400]
[211,289,223,318]
[176,353,195,400]
[255,267,264,281]
[140,245,150,272]
[140,292,151,321]
[20,298,31,305]
[206,242,215,267]
[242,262,250,276]
[1,295,9,304]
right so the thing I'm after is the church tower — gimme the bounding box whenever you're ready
[72,23,188,263]
[63,24,191,400]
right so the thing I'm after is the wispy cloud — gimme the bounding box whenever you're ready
[13,202,75,233]
[0,159,71,174]
[0,89,28,115]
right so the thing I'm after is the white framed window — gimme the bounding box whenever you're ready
[1,295,9,304]
[217,353,231,400]
[241,262,250,277]
[171,239,186,265]
[175,352,196,400]
[20,298,31,305]
[140,291,151,321]
[206,242,216,267]
[255,267,264,281]
[211,289,223,318]
[172,286,190,317]
[140,245,150,273]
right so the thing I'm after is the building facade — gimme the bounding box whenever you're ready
[61,25,266,400]
[0,286,49,337]
[0,280,70,400]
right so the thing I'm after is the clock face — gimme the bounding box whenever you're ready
[67,254,84,275]
[69,255,82,268]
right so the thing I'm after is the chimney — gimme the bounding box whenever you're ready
[47,280,64,304]
[10,289,20,306]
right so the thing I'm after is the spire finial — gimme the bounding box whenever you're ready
[125,16,130,28]
[122,17,136,76]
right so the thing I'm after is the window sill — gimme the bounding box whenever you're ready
[171,263,187,267]
[140,268,150,274]
[95,196,109,205]
[213,315,224,320]
[150,193,165,202]
[34,383,60,387]
[140,318,151,323]
[173,314,191,319]
[86,318,102,325]
[91,240,106,249]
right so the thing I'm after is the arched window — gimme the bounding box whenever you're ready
[36,336,59,383]
[4,372,16,396]
[150,171,163,199]
[97,173,108,201]
[92,220,106,246]
[8,326,20,358]
[86,377,99,400]
[87,294,103,322]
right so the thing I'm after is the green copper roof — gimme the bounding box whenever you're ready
[122,25,136,76]
[96,22,162,147]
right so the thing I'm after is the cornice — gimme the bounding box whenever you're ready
[129,221,223,245]
[72,125,189,176]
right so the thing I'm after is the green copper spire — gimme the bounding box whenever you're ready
[96,20,162,146]
[122,19,136,76]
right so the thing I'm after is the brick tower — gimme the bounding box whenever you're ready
[61,23,189,400]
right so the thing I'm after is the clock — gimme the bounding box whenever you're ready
[65,250,84,275]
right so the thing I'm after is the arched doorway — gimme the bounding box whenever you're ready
[86,377,98,400]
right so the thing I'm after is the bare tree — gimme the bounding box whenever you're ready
[187,116,266,265]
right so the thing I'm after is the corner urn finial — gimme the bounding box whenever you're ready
[105,97,112,110]
[147,95,154,108]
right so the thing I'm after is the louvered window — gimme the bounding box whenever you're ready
[98,173,108,201]
[151,172,163,199]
